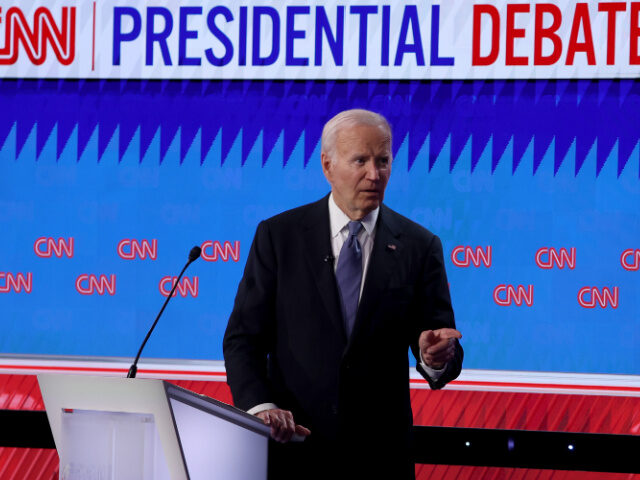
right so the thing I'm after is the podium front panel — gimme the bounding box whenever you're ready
[60,409,170,480]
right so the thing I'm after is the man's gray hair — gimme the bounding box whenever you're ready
[321,109,392,159]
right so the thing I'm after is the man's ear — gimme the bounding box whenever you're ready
[321,152,332,180]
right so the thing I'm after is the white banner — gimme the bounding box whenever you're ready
[1,0,639,79]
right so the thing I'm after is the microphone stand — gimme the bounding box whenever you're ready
[127,246,201,379]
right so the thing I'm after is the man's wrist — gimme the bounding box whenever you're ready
[420,355,447,382]
[247,402,279,415]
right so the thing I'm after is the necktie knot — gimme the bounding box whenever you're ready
[346,221,362,254]
[347,221,362,238]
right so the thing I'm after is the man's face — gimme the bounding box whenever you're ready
[321,123,392,220]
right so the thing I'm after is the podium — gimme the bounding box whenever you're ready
[38,374,270,480]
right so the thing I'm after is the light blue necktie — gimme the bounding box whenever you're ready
[335,221,363,338]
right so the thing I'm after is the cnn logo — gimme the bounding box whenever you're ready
[0,6,76,65]
[451,246,492,268]
[578,287,619,309]
[76,274,116,295]
[535,247,575,269]
[117,239,157,260]
[0,272,32,293]
[159,276,199,297]
[493,284,534,307]
[201,241,240,262]
[34,237,74,258]
[620,249,640,271]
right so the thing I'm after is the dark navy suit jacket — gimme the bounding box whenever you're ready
[223,195,463,479]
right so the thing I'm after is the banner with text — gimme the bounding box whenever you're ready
[1,0,640,79]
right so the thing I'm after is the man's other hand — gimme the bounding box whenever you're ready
[255,408,311,443]
[419,328,462,370]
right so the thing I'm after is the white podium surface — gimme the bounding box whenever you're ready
[38,374,270,480]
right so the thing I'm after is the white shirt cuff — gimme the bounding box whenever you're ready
[420,357,447,382]
[247,402,279,415]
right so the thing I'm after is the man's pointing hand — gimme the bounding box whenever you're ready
[419,328,462,370]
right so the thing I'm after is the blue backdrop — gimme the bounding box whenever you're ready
[1,79,638,375]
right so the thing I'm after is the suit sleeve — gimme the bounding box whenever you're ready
[411,234,463,389]
[223,220,277,411]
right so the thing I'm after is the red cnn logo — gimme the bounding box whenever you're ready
[159,276,199,297]
[34,237,74,258]
[0,6,76,65]
[451,246,492,267]
[0,272,32,293]
[201,241,240,262]
[535,247,576,269]
[76,274,116,295]
[620,249,640,271]
[493,284,534,307]
[117,239,157,260]
[578,287,619,309]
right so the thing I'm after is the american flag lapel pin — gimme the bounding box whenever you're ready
[387,244,396,251]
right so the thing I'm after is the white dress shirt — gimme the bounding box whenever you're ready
[247,195,445,415]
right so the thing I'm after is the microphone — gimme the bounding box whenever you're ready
[127,245,202,379]
[188,245,201,263]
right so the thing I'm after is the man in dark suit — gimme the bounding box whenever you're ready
[223,109,462,479]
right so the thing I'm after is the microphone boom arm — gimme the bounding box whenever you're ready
[127,247,200,379]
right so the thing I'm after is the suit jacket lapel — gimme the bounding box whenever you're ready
[302,196,348,345]
[347,205,402,351]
